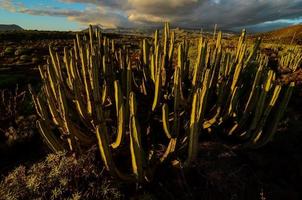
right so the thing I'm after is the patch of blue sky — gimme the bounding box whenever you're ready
[0,7,80,30]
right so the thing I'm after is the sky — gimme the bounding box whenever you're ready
[0,0,302,32]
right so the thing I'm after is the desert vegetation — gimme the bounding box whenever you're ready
[0,23,302,199]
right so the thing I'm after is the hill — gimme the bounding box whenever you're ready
[257,24,302,44]
[0,24,23,31]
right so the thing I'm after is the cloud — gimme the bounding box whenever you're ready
[67,6,131,28]
[236,17,302,32]
[2,0,302,30]
[1,0,130,28]
[19,8,82,17]
[54,0,302,29]
[0,0,17,12]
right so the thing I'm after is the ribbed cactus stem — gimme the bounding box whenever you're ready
[249,70,274,131]
[44,82,62,126]
[111,40,115,53]
[89,24,94,55]
[244,58,265,112]
[49,46,62,81]
[160,138,177,162]
[143,39,149,67]
[150,53,155,82]
[154,29,159,47]
[235,29,246,61]
[168,31,175,63]
[192,36,203,87]
[248,84,282,146]
[129,92,144,181]
[37,120,64,152]
[28,85,48,121]
[152,58,162,111]
[253,82,295,148]
[162,103,172,139]
[163,22,169,55]
[187,88,202,164]
[96,124,132,181]
[198,69,211,121]
[63,47,73,89]
[215,31,222,49]
[111,80,125,149]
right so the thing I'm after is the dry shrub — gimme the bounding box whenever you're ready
[0,146,123,200]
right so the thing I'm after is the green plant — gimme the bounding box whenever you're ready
[20,55,31,62]
[15,47,30,56]
[0,86,36,145]
[32,57,41,64]
[29,23,297,183]
[4,47,14,55]
[279,46,302,71]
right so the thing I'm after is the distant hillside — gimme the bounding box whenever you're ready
[82,24,103,32]
[0,24,23,31]
[257,24,302,44]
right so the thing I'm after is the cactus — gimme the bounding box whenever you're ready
[187,88,202,164]
[30,23,297,183]
[162,103,172,139]
[111,80,125,149]
[129,92,145,181]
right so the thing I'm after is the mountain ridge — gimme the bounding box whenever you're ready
[0,24,24,31]
[256,24,302,44]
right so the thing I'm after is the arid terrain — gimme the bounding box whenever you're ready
[0,24,301,200]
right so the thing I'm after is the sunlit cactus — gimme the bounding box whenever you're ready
[29,23,297,183]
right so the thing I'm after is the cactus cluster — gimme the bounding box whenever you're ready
[30,23,296,183]
[279,46,302,71]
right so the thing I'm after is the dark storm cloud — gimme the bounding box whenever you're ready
[2,0,302,29]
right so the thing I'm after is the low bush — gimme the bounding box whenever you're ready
[15,48,30,56]
[0,86,36,146]
[19,55,31,62]
[0,147,123,200]
[4,47,14,55]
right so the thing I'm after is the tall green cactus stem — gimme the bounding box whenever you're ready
[96,124,133,181]
[37,120,65,152]
[168,31,175,64]
[152,58,162,111]
[162,103,172,139]
[163,22,169,55]
[249,70,275,132]
[172,45,182,137]
[150,53,156,82]
[192,36,203,87]
[247,84,282,146]
[143,39,149,67]
[187,88,202,164]
[129,92,145,181]
[252,82,295,148]
[111,80,125,149]
[154,29,159,48]
[227,57,266,136]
